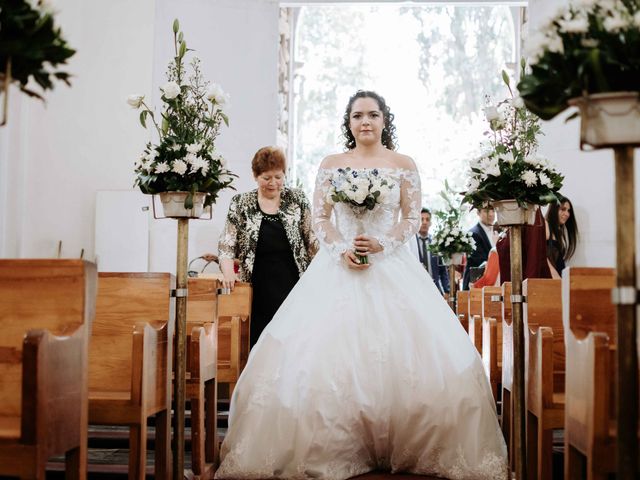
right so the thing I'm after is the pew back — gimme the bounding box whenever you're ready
[91,273,175,394]
[0,260,96,418]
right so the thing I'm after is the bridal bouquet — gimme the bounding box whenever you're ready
[129,19,236,209]
[326,167,395,264]
[462,64,564,209]
[429,182,476,262]
[517,0,640,120]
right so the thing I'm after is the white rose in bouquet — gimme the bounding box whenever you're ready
[162,81,181,100]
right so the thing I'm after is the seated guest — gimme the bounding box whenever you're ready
[545,195,579,279]
[213,146,318,347]
[408,207,450,295]
[462,206,495,290]
[471,226,505,288]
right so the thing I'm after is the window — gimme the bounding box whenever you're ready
[285,4,520,218]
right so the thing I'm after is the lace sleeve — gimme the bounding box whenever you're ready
[377,168,422,255]
[218,194,240,261]
[312,168,350,261]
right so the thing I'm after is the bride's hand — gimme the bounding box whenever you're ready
[342,250,370,270]
[353,235,383,255]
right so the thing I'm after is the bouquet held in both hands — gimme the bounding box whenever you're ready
[326,167,395,264]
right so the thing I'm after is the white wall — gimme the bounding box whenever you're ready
[0,0,280,272]
[0,0,156,259]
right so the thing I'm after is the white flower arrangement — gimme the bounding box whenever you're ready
[429,182,476,260]
[518,0,640,119]
[462,64,564,209]
[129,19,236,208]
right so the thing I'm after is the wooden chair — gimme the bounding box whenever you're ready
[562,267,623,480]
[0,259,97,480]
[186,277,219,476]
[499,282,514,466]
[90,273,174,480]
[217,282,252,396]
[481,286,503,401]
[456,290,469,332]
[523,278,563,480]
[468,288,483,353]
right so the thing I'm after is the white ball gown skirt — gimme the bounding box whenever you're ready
[215,246,508,480]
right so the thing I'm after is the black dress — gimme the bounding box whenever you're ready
[250,211,300,347]
[546,238,566,274]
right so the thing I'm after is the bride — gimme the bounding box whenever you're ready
[215,90,508,480]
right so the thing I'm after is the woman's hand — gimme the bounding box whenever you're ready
[342,249,370,270]
[353,235,383,256]
[220,258,237,291]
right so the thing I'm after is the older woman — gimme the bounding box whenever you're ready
[217,146,318,347]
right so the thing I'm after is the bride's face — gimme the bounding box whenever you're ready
[349,97,384,146]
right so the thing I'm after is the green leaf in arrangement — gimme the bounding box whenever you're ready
[130,19,235,210]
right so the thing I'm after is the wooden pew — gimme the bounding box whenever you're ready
[481,286,503,401]
[217,282,252,396]
[456,290,469,332]
[562,267,621,480]
[0,259,97,480]
[90,273,174,480]
[468,288,483,353]
[523,278,563,480]
[186,277,219,475]
[499,282,514,466]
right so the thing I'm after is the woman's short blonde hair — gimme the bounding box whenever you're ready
[251,146,286,177]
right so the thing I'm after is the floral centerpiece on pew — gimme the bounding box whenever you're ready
[517,0,640,147]
[428,181,476,265]
[128,19,236,215]
[462,63,564,224]
[0,0,76,125]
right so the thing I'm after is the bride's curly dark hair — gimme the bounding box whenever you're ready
[341,90,397,151]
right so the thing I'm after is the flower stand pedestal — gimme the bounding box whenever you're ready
[494,202,532,480]
[444,253,463,312]
[571,93,639,479]
[155,192,209,480]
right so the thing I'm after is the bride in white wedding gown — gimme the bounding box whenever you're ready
[215,91,508,480]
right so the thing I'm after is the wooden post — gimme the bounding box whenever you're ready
[449,263,457,311]
[614,146,638,480]
[510,224,526,480]
[173,218,189,479]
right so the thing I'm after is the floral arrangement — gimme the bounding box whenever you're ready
[129,19,236,208]
[517,0,640,120]
[0,0,75,105]
[326,167,395,211]
[327,167,395,264]
[429,182,476,261]
[462,64,564,209]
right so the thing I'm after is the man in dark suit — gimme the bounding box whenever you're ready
[408,208,450,295]
[462,206,496,290]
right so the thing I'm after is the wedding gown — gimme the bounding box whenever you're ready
[216,166,508,480]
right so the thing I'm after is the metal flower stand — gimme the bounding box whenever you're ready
[153,193,211,479]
